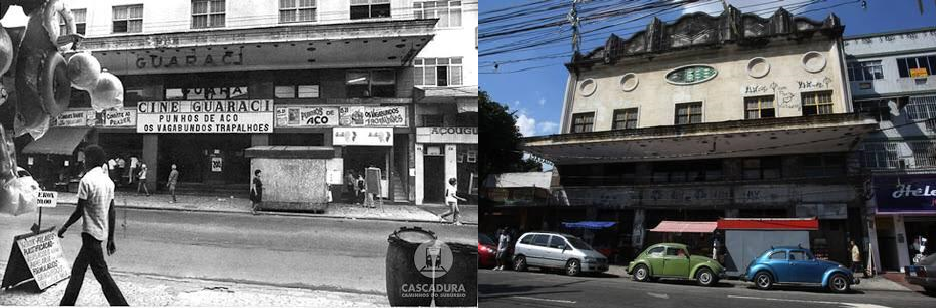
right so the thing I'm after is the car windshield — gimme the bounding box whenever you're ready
[479,233,494,246]
[565,236,594,251]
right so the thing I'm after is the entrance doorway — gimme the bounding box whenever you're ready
[342,146,390,196]
[423,156,444,203]
[157,134,251,185]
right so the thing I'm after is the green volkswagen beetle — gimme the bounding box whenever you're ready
[627,243,726,286]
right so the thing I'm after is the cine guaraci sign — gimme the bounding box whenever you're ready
[873,175,936,214]
[137,100,274,133]
[1,228,70,290]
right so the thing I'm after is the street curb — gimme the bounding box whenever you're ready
[56,201,479,226]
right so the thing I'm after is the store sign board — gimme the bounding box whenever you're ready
[52,109,137,127]
[416,127,478,144]
[37,191,58,208]
[332,128,393,146]
[104,110,136,126]
[910,68,929,78]
[136,100,274,134]
[339,106,407,127]
[53,110,88,126]
[1,229,70,290]
[275,106,340,127]
[873,176,936,213]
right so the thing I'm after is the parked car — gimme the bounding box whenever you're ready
[905,253,936,296]
[478,233,497,269]
[513,231,608,276]
[742,246,859,293]
[627,243,725,286]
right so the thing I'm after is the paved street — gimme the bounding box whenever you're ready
[479,269,936,308]
[0,205,475,298]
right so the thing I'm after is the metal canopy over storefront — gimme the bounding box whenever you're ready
[22,128,92,155]
[650,221,718,233]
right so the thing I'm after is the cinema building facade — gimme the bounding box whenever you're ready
[16,0,477,207]
[521,7,879,264]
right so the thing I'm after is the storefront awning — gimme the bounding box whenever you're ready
[650,221,717,233]
[561,221,616,230]
[22,128,91,155]
[716,217,819,230]
[244,146,335,159]
[413,86,479,111]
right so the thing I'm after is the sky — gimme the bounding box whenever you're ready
[480,0,936,138]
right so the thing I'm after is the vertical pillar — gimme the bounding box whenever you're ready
[142,134,158,192]
[444,144,457,189]
[894,215,910,272]
[867,210,882,273]
[415,143,424,205]
[632,209,646,250]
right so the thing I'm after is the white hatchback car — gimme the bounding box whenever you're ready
[513,232,608,276]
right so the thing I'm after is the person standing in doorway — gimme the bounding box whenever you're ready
[57,144,128,306]
[250,169,263,213]
[167,164,179,203]
[356,173,366,205]
[136,164,150,196]
[115,156,125,186]
[128,156,139,185]
[439,178,467,225]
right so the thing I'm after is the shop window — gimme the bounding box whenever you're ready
[414,0,461,28]
[744,95,775,119]
[860,143,899,169]
[675,102,702,124]
[350,0,390,20]
[611,108,638,130]
[414,58,463,86]
[60,8,86,35]
[113,5,143,33]
[421,114,444,127]
[455,113,477,126]
[801,91,833,116]
[192,0,225,29]
[802,154,846,177]
[280,0,316,23]
[275,85,320,98]
[896,55,936,78]
[570,112,594,133]
[346,70,395,97]
[742,157,781,180]
[908,141,936,168]
[847,60,884,81]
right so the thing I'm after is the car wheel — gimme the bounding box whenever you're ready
[566,259,581,276]
[696,267,715,287]
[514,256,527,272]
[633,264,650,282]
[828,273,850,293]
[754,272,773,290]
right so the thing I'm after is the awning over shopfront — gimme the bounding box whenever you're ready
[414,86,479,110]
[22,127,91,155]
[561,221,616,230]
[650,221,717,233]
[716,217,819,230]
[244,146,335,159]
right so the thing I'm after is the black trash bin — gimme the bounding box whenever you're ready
[386,226,436,307]
[434,242,478,307]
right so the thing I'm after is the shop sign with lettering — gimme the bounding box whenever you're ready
[873,175,936,214]
[52,110,88,126]
[339,106,407,127]
[135,50,243,69]
[416,127,478,144]
[136,100,274,134]
[275,106,340,127]
[1,229,71,290]
[333,127,394,146]
[52,109,137,127]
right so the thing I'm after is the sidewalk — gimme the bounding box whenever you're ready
[54,191,459,224]
[416,203,479,225]
[0,265,386,306]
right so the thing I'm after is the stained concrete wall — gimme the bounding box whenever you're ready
[250,158,328,205]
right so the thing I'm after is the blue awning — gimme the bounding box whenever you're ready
[561,221,616,230]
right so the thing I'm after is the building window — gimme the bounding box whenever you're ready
[455,113,477,126]
[675,102,702,124]
[570,112,594,133]
[744,95,775,119]
[908,141,936,169]
[847,60,884,81]
[905,95,936,131]
[897,55,936,78]
[414,58,462,86]
[192,0,225,29]
[112,5,143,33]
[274,85,319,98]
[801,91,833,116]
[280,0,316,23]
[60,8,87,35]
[421,114,443,127]
[346,70,395,97]
[861,143,899,169]
[651,160,722,183]
[802,154,846,177]
[742,157,782,180]
[414,0,461,28]
[350,0,390,20]
[611,108,638,130]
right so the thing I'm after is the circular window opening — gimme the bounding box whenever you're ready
[746,57,770,78]
[579,79,597,96]
[801,51,826,73]
[620,74,639,92]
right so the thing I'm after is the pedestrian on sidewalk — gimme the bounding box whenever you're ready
[57,144,129,306]
[107,157,117,181]
[439,178,467,225]
[127,156,138,185]
[115,156,125,185]
[250,169,263,213]
[851,239,862,276]
[167,164,179,203]
[356,173,366,205]
[495,227,511,271]
[344,171,356,203]
[136,164,150,196]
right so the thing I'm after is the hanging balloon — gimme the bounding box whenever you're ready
[66,52,101,90]
[89,70,123,112]
[39,50,71,117]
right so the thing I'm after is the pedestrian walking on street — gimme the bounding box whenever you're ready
[850,240,862,275]
[439,178,467,225]
[57,145,129,306]
[167,164,179,203]
[250,169,263,213]
[356,173,366,205]
[128,156,139,185]
[136,164,150,196]
[115,156,125,185]
[107,157,117,181]
[495,227,511,270]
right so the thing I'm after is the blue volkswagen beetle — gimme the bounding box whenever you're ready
[742,246,859,293]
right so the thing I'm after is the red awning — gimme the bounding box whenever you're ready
[716,218,818,230]
[649,221,718,233]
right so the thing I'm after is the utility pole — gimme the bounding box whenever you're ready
[568,0,582,55]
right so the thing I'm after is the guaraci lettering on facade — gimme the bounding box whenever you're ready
[135,50,243,69]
